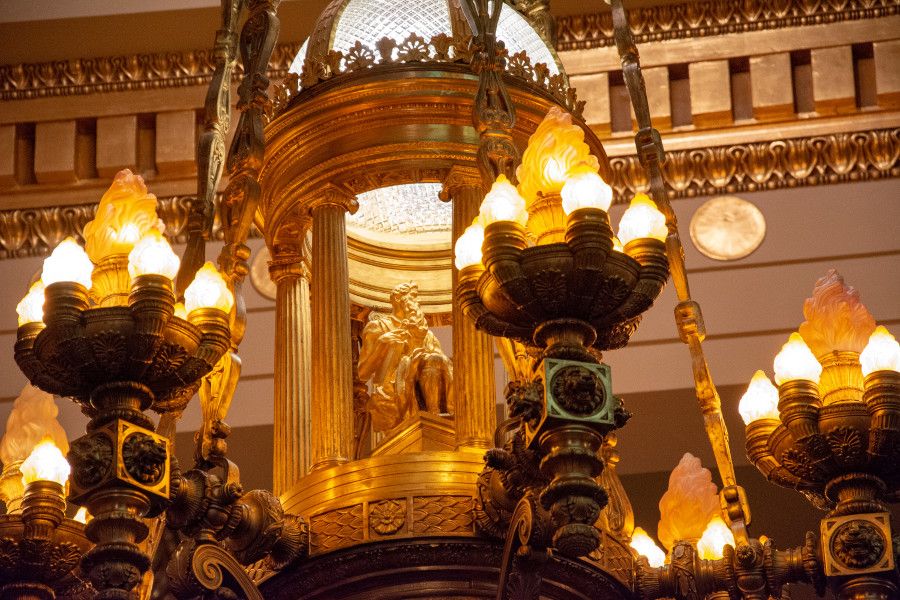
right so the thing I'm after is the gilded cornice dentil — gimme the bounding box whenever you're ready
[0,43,299,101]
[555,0,899,51]
[0,128,895,261]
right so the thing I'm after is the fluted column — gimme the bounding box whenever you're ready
[269,244,312,495]
[443,165,497,450]
[309,187,358,470]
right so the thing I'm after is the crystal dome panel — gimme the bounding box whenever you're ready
[347,183,451,245]
[289,0,559,76]
[333,0,451,56]
[288,38,310,75]
[496,5,558,74]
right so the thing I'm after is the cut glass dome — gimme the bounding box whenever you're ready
[288,0,559,77]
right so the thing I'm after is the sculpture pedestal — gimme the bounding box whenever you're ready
[372,412,456,457]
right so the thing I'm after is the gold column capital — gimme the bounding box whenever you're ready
[440,164,484,201]
[268,251,310,284]
[310,184,359,215]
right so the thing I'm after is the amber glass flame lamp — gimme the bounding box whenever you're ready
[741,271,898,599]
[456,109,670,560]
[0,441,91,600]
[12,171,232,599]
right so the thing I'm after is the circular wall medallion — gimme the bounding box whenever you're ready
[250,246,276,300]
[689,196,766,261]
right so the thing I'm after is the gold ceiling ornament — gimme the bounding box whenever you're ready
[0,43,301,101]
[555,0,897,51]
[689,196,766,261]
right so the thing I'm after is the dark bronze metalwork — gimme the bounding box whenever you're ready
[0,480,92,600]
[14,274,231,599]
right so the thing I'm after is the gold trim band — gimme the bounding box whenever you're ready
[556,0,899,51]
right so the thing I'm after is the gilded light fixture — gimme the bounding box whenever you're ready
[2,0,896,599]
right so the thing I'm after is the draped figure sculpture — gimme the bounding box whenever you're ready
[358,282,454,432]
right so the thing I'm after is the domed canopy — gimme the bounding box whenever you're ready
[289,0,561,77]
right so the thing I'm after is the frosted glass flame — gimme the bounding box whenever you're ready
[16,281,45,326]
[454,223,485,270]
[860,326,900,376]
[20,438,70,486]
[184,262,234,314]
[773,333,823,385]
[82,169,162,262]
[517,107,599,205]
[561,169,613,214]
[41,238,94,288]
[630,527,666,568]
[479,175,528,226]
[738,370,780,425]
[617,194,667,245]
[128,231,180,279]
[696,516,735,560]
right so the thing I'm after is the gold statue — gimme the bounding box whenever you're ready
[358,282,453,432]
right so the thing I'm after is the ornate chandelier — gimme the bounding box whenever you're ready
[0,1,896,599]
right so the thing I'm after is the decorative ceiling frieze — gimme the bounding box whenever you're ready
[556,0,899,51]
[1,0,896,100]
[0,128,895,261]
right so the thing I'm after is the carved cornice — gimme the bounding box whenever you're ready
[609,128,899,202]
[0,193,260,260]
[0,43,300,101]
[556,0,899,51]
[0,129,895,260]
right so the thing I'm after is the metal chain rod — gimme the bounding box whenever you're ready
[607,0,752,543]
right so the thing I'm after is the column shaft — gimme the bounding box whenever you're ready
[310,203,355,469]
[451,182,497,449]
[271,256,312,495]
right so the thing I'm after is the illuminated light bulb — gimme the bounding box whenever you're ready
[738,370,780,425]
[40,237,94,288]
[861,326,900,376]
[479,175,528,226]
[543,157,565,184]
[617,193,668,246]
[184,262,234,314]
[128,230,180,279]
[696,516,735,560]
[561,169,613,214]
[115,223,142,247]
[454,223,485,270]
[773,333,823,385]
[16,281,45,326]
[173,302,188,320]
[73,506,91,524]
[612,236,624,253]
[630,527,666,568]
[20,438,70,486]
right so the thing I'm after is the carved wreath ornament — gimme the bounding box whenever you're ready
[550,365,605,416]
[68,435,114,487]
[369,499,406,536]
[831,520,886,570]
[122,432,167,485]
